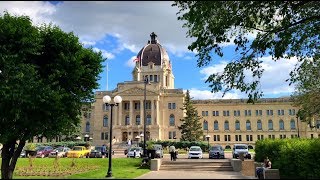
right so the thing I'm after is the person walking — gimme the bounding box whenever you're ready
[169,145,176,161]
[101,144,107,158]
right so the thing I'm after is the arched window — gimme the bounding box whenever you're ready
[214,120,219,130]
[224,120,229,130]
[103,115,108,127]
[290,119,296,130]
[246,120,251,130]
[268,120,273,130]
[136,115,141,125]
[279,119,284,130]
[125,115,130,125]
[146,114,152,125]
[203,120,208,130]
[257,120,262,130]
[235,120,240,130]
[169,114,175,126]
[85,122,90,132]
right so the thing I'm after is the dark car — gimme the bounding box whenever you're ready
[209,145,225,159]
[89,146,108,158]
[35,146,54,158]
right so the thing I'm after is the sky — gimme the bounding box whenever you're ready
[0,1,298,100]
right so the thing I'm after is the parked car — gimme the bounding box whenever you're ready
[188,146,203,159]
[36,146,54,158]
[127,147,143,158]
[89,146,108,158]
[209,145,225,159]
[48,146,71,158]
[232,144,251,159]
[67,146,90,158]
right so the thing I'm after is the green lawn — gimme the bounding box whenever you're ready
[0,157,150,179]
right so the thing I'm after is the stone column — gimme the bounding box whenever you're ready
[140,100,144,126]
[130,100,133,125]
[151,100,155,125]
[156,100,159,125]
[118,101,122,125]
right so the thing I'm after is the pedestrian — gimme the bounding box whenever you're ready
[256,157,272,179]
[101,144,107,158]
[169,145,176,161]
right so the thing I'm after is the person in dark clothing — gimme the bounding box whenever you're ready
[256,157,272,179]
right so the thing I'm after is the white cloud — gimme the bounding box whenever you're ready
[0,1,56,26]
[126,56,137,68]
[92,47,115,60]
[199,56,298,96]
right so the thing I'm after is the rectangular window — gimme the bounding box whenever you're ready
[202,111,209,116]
[105,132,109,140]
[101,132,104,140]
[234,110,240,116]
[245,110,252,116]
[124,103,130,110]
[154,75,158,82]
[213,111,219,116]
[214,135,220,141]
[256,110,262,116]
[150,75,153,81]
[223,110,230,116]
[168,103,176,109]
[173,131,176,139]
[134,102,140,110]
[278,109,284,115]
[235,135,242,141]
[169,132,172,139]
[168,103,171,109]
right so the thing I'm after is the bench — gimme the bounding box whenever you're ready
[263,169,280,179]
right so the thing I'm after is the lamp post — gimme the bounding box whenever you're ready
[143,76,150,157]
[84,134,89,142]
[135,135,140,147]
[103,95,122,178]
[296,115,300,138]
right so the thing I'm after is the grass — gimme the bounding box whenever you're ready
[1,157,150,179]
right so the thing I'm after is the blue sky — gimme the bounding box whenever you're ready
[0,1,298,100]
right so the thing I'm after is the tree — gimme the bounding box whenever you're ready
[0,12,104,179]
[172,1,319,102]
[178,90,203,141]
[291,55,320,125]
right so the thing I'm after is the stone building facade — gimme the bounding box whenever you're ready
[81,32,320,148]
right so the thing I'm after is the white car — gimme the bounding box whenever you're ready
[48,146,71,158]
[188,146,203,159]
[127,147,143,158]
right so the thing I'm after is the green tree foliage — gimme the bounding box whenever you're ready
[291,55,320,124]
[178,90,203,141]
[0,12,104,179]
[172,1,320,102]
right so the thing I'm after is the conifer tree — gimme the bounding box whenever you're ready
[178,90,204,141]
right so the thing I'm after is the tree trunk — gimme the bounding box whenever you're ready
[1,140,25,179]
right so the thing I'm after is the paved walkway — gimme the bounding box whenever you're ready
[135,154,257,179]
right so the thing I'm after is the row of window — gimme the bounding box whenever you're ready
[203,119,297,131]
[212,134,300,142]
[203,109,296,117]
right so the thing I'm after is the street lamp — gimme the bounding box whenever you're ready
[103,95,122,178]
[205,134,211,152]
[296,115,300,138]
[84,134,89,142]
[143,76,150,157]
[135,135,140,147]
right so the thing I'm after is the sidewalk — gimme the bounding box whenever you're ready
[135,170,257,179]
[135,154,257,179]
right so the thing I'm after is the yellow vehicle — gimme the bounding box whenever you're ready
[67,146,90,158]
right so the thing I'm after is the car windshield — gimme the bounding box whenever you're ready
[190,147,201,151]
[235,145,247,149]
[73,147,83,151]
[95,147,102,151]
[129,148,141,151]
[210,146,221,151]
[36,146,45,151]
[56,147,64,152]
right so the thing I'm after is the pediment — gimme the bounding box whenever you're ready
[115,87,158,96]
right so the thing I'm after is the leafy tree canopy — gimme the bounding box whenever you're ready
[0,12,104,179]
[173,1,319,102]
